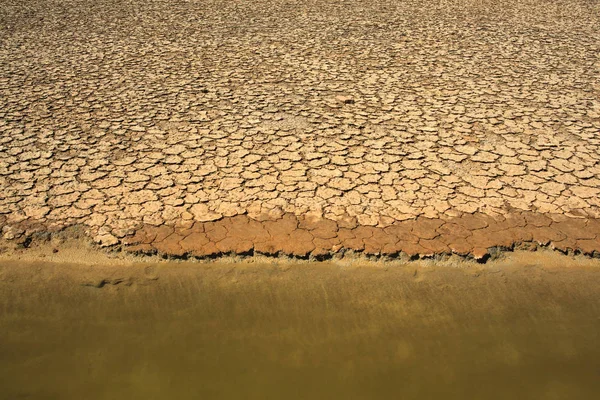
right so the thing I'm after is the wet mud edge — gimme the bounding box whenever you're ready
[2,211,600,262]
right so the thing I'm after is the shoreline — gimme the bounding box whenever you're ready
[2,210,600,264]
[2,228,600,270]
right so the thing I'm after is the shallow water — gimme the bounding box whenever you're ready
[1,259,599,399]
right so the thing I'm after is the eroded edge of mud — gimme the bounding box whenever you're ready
[1,211,600,264]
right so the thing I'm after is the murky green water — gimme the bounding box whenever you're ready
[1,260,599,399]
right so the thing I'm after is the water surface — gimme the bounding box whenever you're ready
[1,259,599,399]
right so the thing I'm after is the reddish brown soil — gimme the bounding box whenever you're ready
[116,211,600,260]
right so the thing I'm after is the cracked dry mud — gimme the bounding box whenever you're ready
[1,0,600,260]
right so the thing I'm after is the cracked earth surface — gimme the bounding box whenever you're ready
[1,0,600,259]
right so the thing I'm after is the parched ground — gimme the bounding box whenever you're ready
[1,0,600,259]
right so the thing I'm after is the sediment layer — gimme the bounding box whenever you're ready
[119,212,600,260]
[3,211,600,260]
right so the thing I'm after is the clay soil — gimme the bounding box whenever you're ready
[1,0,600,260]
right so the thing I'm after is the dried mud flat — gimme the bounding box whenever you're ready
[1,0,600,260]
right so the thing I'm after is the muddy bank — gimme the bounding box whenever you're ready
[2,0,600,267]
[1,253,600,399]
[3,210,600,264]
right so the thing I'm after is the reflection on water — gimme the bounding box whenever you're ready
[0,260,599,399]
